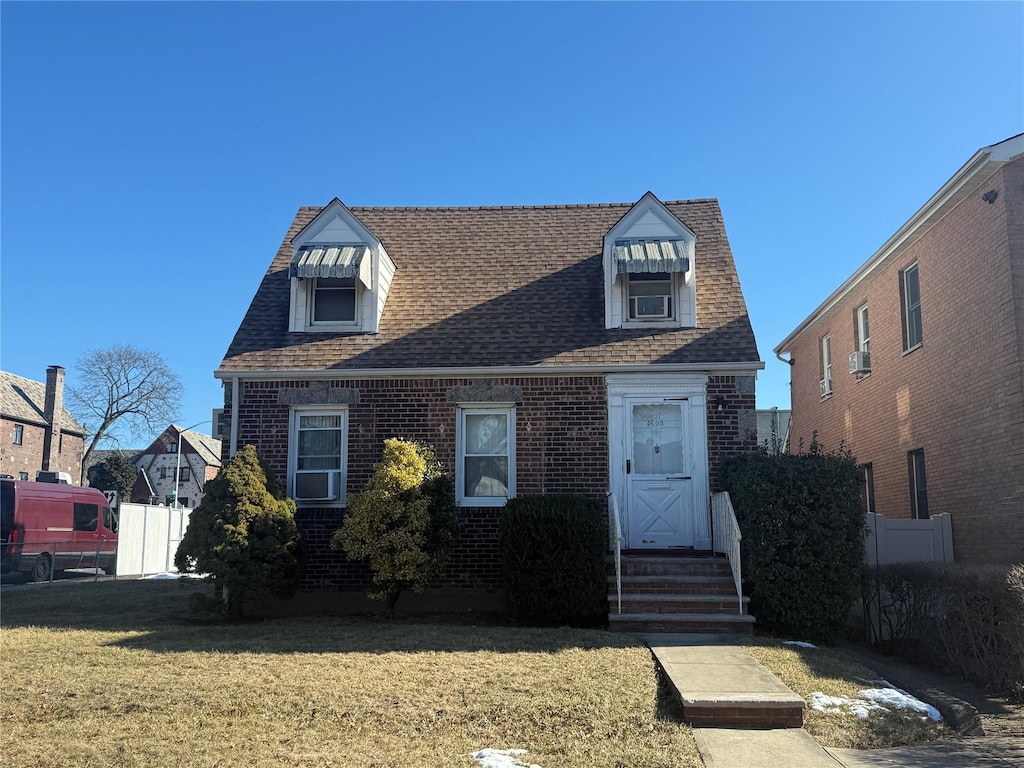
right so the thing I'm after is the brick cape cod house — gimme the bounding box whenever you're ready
[775,134,1024,565]
[215,193,763,604]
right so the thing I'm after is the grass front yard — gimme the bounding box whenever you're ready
[0,580,700,768]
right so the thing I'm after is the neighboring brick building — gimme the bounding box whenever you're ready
[217,194,762,594]
[775,134,1024,565]
[0,366,85,482]
[132,425,222,509]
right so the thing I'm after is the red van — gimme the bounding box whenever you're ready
[0,479,117,582]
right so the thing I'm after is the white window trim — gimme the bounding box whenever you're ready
[305,278,362,331]
[456,404,516,507]
[901,263,923,352]
[820,334,832,397]
[287,405,349,507]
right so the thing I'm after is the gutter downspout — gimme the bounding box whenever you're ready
[230,377,240,458]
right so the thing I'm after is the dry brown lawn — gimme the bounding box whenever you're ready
[747,641,953,749]
[0,580,700,768]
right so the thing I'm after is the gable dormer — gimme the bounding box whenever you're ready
[287,198,396,333]
[603,192,696,330]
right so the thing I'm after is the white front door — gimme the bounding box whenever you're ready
[626,400,694,548]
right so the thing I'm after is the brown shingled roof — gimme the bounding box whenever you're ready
[219,199,760,373]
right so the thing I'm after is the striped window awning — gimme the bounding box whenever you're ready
[291,244,372,287]
[614,239,690,274]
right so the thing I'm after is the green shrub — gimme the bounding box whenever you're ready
[332,439,458,616]
[174,445,300,619]
[863,562,1024,701]
[720,441,865,642]
[500,495,607,626]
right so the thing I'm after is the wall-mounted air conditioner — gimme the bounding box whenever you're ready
[820,378,832,397]
[849,351,871,375]
[294,471,339,501]
[631,295,671,318]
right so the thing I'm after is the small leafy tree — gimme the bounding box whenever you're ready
[174,445,300,619]
[89,452,138,501]
[332,439,458,617]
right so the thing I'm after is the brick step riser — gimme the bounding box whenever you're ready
[611,599,746,614]
[609,619,754,635]
[616,564,733,577]
[617,582,738,595]
[682,706,803,729]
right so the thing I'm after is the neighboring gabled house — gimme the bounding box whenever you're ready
[217,193,763,598]
[775,134,1024,566]
[132,425,222,508]
[0,366,85,482]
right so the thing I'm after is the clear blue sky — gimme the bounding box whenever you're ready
[2,2,1021,448]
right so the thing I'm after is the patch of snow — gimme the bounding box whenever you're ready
[809,681,942,722]
[142,572,205,580]
[470,748,541,768]
[861,687,942,721]
[783,640,818,649]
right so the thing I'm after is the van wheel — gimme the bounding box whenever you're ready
[29,554,52,583]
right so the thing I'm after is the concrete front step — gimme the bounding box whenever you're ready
[609,612,755,635]
[642,635,806,729]
[611,593,750,615]
[610,574,739,595]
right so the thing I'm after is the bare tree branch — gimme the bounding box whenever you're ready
[68,344,183,481]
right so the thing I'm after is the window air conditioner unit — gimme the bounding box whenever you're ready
[631,295,671,319]
[819,378,832,397]
[294,471,339,501]
[849,351,871,374]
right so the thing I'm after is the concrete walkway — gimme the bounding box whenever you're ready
[640,633,1024,768]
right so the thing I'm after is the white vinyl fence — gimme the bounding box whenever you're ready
[116,503,193,577]
[865,512,953,565]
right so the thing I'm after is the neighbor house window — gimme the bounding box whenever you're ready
[166,443,177,453]
[12,424,23,445]
[18,472,28,481]
[159,467,168,480]
[855,303,870,357]
[900,263,922,351]
[310,277,358,325]
[627,273,673,320]
[288,408,348,504]
[862,463,876,515]
[457,406,515,506]
[179,466,191,482]
[908,449,928,519]
[819,334,832,397]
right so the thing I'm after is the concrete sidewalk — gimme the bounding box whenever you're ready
[640,633,1024,768]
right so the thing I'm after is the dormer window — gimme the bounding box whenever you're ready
[287,200,396,334]
[628,272,674,320]
[311,277,358,325]
[602,194,697,330]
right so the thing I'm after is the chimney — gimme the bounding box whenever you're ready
[42,365,65,472]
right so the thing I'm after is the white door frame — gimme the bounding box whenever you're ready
[607,374,712,550]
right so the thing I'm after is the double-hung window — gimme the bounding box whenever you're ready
[12,424,23,446]
[457,406,515,506]
[289,408,348,504]
[820,334,832,397]
[627,273,674,321]
[855,304,870,357]
[900,263,922,351]
[311,278,357,326]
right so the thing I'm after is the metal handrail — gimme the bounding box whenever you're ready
[711,491,744,614]
[607,491,622,614]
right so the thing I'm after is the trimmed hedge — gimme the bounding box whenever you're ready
[500,495,607,626]
[720,444,865,642]
[863,562,1024,701]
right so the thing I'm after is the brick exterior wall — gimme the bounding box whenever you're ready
[222,373,756,591]
[1,417,84,482]
[786,157,1024,565]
